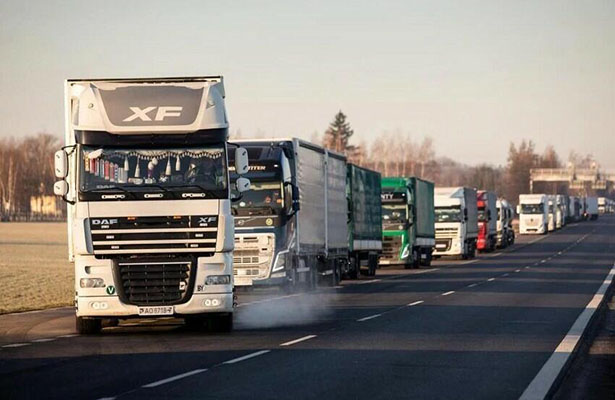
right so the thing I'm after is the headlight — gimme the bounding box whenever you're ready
[205,275,231,285]
[272,250,289,272]
[80,278,105,288]
[401,244,410,259]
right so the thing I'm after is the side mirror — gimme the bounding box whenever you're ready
[54,150,68,178]
[54,180,68,197]
[235,177,250,193]
[235,147,249,175]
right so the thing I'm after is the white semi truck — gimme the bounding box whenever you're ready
[518,194,549,234]
[433,187,478,259]
[496,198,515,248]
[53,77,250,334]
[555,194,566,229]
[547,196,557,232]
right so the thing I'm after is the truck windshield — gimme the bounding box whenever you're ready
[382,204,407,223]
[233,182,283,216]
[435,206,462,222]
[521,204,544,214]
[79,145,227,199]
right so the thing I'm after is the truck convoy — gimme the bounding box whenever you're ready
[380,177,435,268]
[476,191,497,252]
[496,199,515,248]
[53,77,251,334]
[229,138,349,290]
[433,187,478,259]
[518,194,549,234]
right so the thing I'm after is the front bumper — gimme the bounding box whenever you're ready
[434,237,463,256]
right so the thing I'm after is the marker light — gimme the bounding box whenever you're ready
[203,298,222,307]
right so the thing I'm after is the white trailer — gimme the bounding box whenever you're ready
[518,194,549,234]
[585,197,599,220]
[53,77,250,334]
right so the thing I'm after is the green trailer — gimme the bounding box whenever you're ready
[380,177,435,268]
[346,164,383,278]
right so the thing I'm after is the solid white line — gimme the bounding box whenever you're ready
[31,338,56,343]
[57,334,78,338]
[142,369,207,388]
[1,343,30,348]
[520,264,615,400]
[280,335,317,347]
[408,300,424,306]
[223,350,271,365]
[441,291,455,296]
[358,279,381,285]
[487,278,496,282]
[357,314,382,322]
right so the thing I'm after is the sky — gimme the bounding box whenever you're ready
[1,0,614,168]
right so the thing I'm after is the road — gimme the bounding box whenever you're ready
[1,217,614,399]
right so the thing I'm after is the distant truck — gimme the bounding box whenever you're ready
[380,177,435,268]
[496,199,515,248]
[433,187,478,259]
[476,190,497,252]
[555,195,566,229]
[568,196,582,222]
[547,196,557,231]
[347,164,383,277]
[585,197,599,220]
[230,139,348,290]
[518,194,549,234]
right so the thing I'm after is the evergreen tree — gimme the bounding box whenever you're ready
[323,111,357,156]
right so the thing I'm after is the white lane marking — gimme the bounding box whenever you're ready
[487,278,496,282]
[525,266,531,269]
[31,338,56,343]
[520,263,615,400]
[57,334,78,338]
[357,314,382,322]
[142,369,207,388]
[96,397,116,400]
[238,294,302,308]
[502,273,510,277]
[467,283,479,288]
[223,350,271,365]
[441,291,455,296]
[407,300,424,306]
[2,343,30,348]
[358,279,381,285]
[459,259,479,265]
[280,335,317,347]
[515,270,521,273]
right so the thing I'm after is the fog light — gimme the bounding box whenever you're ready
[203,298,223,307]
[89,301,108,310]
[205,275,231,285]
[80,278,105,288]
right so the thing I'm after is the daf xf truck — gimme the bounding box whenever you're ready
[53,77,250,334]
[229,139,348,290]
[518,194,549,234]
[433,187,478,259]
[380,177,435,268]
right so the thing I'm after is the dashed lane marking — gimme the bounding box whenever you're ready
[441,291,455,296]
[142,369,208,388]
[223,350,271,365]
[280,335,317,347]
[467,283,479,288]
[31,338,56,343]
[487,278,496,282]
[515,270,521,273]
[357,314,382,322]
[358,279,382,285]
[1,343,30,348]
[407,300,424,306]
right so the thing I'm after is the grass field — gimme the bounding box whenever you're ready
[0,222,72,313]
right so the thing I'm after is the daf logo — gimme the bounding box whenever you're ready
[199,217,217,224]
[123,106,183,122]
[91,219,118,225]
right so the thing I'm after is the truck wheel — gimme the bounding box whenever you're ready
[211,313,233,333]
[412,249,420,269]
[348,257,358,280]
[76,317,102,335]
[368,254,378,276]
[420,250,432,267]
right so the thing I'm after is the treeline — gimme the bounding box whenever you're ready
[0,134,62,220]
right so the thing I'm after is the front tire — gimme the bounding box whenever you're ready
[76,317,102,335]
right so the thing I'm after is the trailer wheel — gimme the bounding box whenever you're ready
[76,317,102,335]
[348,257,358,279]
[367,254,378,276]
[420,250,432,267]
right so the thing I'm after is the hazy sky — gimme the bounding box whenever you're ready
[1,0,614,168]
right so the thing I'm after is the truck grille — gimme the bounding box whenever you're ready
[382,236,402,261]
[233,235,274,279]
[90,215,218,255]
[436,227,458,238]
[116,259,194,306]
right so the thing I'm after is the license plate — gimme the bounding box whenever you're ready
[138,306,174,316]
[234,277,253,286]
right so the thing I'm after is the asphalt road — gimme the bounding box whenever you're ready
[1,217,614,400]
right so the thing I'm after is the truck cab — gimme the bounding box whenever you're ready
[380,177,435,268]
[518,194,548,234]
[547,197,557,231]
[476,191,497,252]
[53,77,250,334]
[496,199,515,248]
[434,187,478,259]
